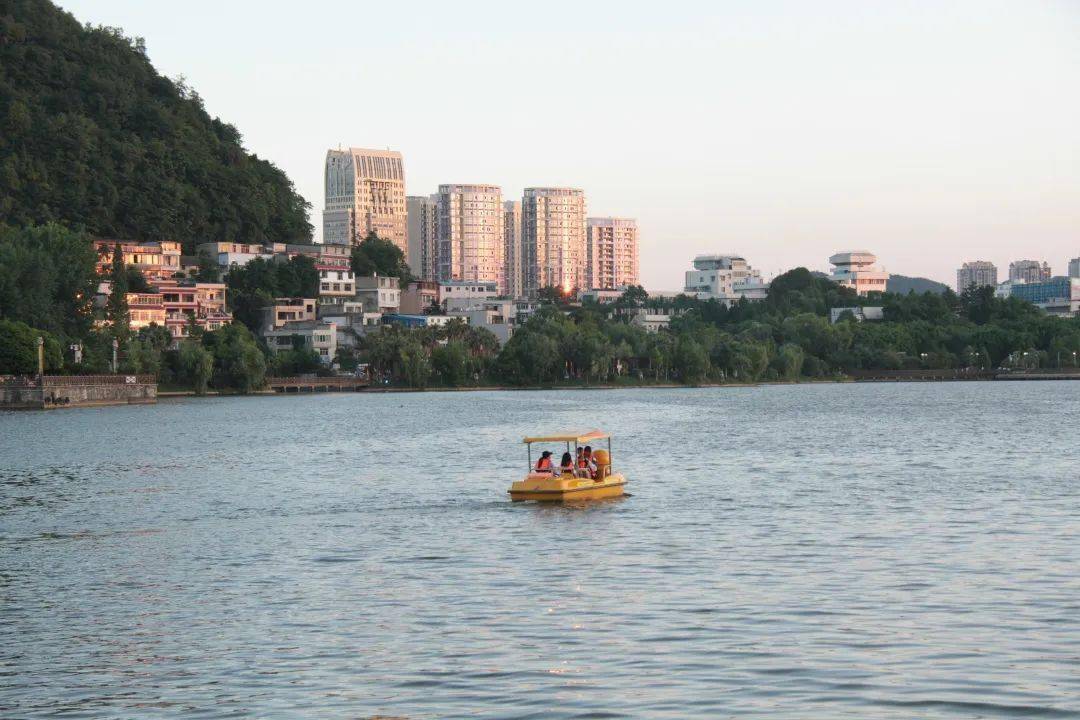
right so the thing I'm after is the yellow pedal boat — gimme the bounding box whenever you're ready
[508,430,627,502]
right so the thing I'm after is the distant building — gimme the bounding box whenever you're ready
[400,280,439,315]
[93,240,182,280]
[1008,259,1051,284]
[684,255,767,304]
[439,280,499,307]
[323,147,407,252]
[580,288,627,304]
[195,241,275,269]
[830,306,885,324]
[381,314,460,329]
[446,298,518,346]
[355,275,400,314]
[127,292,166,330]
[522,187,587,296]
[1068,257,1080,279]
[154,279,231,341]
[437,184,504,292]
[261,298,317,332]
[406,195,438,281]
[318,301,382,343]
[629,309,671,333]
[829,251,889,295]
[503,200,523,299]
[587,217,638,290]
[264,320,338,364]
[1002,277,1080,317]
[956,261,998,292]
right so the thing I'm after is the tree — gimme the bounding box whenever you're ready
[615,284,648,309]
[432,340,469,386]
[0,224,97,338]
[106,243,130,335]
[202,324,266,393]
[178,341,213,394]
[0,319,62,374]
[350,232,412,283]
[0,1,312,249]
[195,250,221,282]
[673,336,709,384]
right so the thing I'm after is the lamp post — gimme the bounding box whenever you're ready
[111,337,119,374]
[36,336,44,377]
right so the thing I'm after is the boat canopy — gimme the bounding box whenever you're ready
[522,430,609,444]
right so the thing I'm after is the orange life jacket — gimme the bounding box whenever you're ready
[536,457,552,471]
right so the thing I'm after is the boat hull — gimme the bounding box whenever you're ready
[508,473,627,503]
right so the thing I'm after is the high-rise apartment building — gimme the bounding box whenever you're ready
[406,195,438,281]
[1068,257,1079,279]
[956,261,998,292]
[503,201,523,299]
[436,184,504,291]
[587,218,639,290]
[522,187,587,295]
[323,148,407,252]
[1008,259,1051,283]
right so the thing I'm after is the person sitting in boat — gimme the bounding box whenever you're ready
[575,447,588,477]
[559,452,575,476]
[583,446,598,479]
[535,450,555,474]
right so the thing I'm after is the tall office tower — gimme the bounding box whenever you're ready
[587,217,639,290]
[406,195,438,281]
[323,148,407,253]
[1068,257,1079,279]
[436,184,504,290]
[956,261,998,292]
[1008,259,1051,283]
[503,200,523,298]
[522,187,587,296]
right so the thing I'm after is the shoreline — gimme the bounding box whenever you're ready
[154,371,1080,399]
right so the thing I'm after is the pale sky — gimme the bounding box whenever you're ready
[60,0,1080,290]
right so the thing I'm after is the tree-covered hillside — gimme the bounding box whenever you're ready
[0,0,312,249]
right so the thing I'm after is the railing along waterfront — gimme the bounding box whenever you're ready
[265,376,369,392]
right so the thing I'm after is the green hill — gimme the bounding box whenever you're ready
[887,274,950,295]
[0,0,311,250]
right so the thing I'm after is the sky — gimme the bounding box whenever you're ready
[60,0,1080,290]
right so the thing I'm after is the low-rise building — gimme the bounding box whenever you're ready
[94,239,183,280]
[264,320,338,364]
[1001,277,1080,316]
[261,298,317,332]
[439,280,499,307]
[829,251,889,295]
[154,279,231,340]
[1069,257,1079,279]
[684,254,768,304]
[381,314,461,329]
[629,309,671,333]
[195,241,275,268]
[355,275,400,313]
[829,306,885,323]
[400,280,439,314]
[127,292,166,330]
[580,288,627,304]
[446,298,519,345]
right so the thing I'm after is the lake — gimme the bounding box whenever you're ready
[1,382,1079,718]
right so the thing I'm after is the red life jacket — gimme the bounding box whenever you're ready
[536,457,552,471]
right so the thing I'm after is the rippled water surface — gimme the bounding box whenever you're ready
[2,382,1079,718]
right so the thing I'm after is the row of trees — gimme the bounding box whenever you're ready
[361,270,1080,388]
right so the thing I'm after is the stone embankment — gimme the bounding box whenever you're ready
[0,375,157,410]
